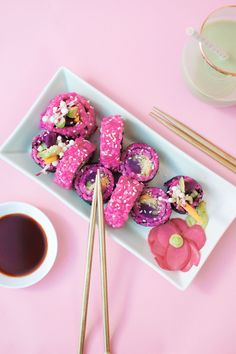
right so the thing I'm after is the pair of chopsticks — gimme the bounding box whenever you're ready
[150,107,236,174]
[78,170,110,354]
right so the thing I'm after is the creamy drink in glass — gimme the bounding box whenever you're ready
[182,6,236,106]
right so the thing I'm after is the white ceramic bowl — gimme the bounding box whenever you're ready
[0,202,57,288]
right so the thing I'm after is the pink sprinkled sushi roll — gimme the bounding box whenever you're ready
[54,137,96,189]
[100,115,124,171]
[40,92,96,139]
[104,175,143,228]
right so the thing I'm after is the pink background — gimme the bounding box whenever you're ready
[0,1,236,353]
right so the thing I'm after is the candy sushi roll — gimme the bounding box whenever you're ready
[74,164,114,203]
[54,137,96,189]
[104,175,143,228]
[100,115,124,171]
[120,143,159,182]
[164,176,203,214]
[131,187,172,227]
[32,131,74,174]
[40,92,96,139]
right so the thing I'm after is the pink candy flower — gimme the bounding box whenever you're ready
[148,218,206,272]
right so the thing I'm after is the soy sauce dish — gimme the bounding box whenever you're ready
[0,202,57,288]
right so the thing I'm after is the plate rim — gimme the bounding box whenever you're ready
[0,66,235,290]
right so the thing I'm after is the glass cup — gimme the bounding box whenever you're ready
[182,6,236,106]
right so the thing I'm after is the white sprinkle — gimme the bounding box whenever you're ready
[61,107,68,115]
[60,100,67,108]
[42,115,48,122]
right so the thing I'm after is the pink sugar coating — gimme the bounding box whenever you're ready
[40,92,96,138]
[100,115,124,171]
[54,137,96,189]
[104,176,143,228]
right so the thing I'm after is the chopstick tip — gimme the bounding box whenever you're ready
[97,168,101,186]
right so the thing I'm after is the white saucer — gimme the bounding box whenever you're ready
[0,202,58,288]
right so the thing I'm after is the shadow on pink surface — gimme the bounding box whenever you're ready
[219,105,236,118]
[194,219,236,293]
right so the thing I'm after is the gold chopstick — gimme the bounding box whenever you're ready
[153,107,236,167]
[150,107,236,174]
[97,170,111,354]
[78,171,111,354]
[78,176,98,354]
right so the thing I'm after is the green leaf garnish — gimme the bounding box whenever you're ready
[56,117,66,128]
[186,201,209,229]
[38,145,60,158]
[37,143,47,152]
[67,106,78,118]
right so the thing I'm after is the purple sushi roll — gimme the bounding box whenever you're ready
[74,164,114,203]
[40,92,97,139]
[131,187,172,227]
[164,176,203,214]
[31,131,75,175]
[120,143,159,182]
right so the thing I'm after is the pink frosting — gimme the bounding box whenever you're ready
[40,92,96,138]
[104,176,143,228]
[100,115,124,171]
[54,137,96,189]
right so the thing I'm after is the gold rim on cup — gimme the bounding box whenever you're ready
[199,5,236,77]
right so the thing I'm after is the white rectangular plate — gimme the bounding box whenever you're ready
[1,67,235,290]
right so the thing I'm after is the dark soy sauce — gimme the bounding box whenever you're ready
[0,213,48,277]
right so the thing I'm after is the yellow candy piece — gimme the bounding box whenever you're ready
[74,114,80,123]
[101,176,109,189]
[183,202,203,225]
[140,194,158,209]
[43,155,58,164]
